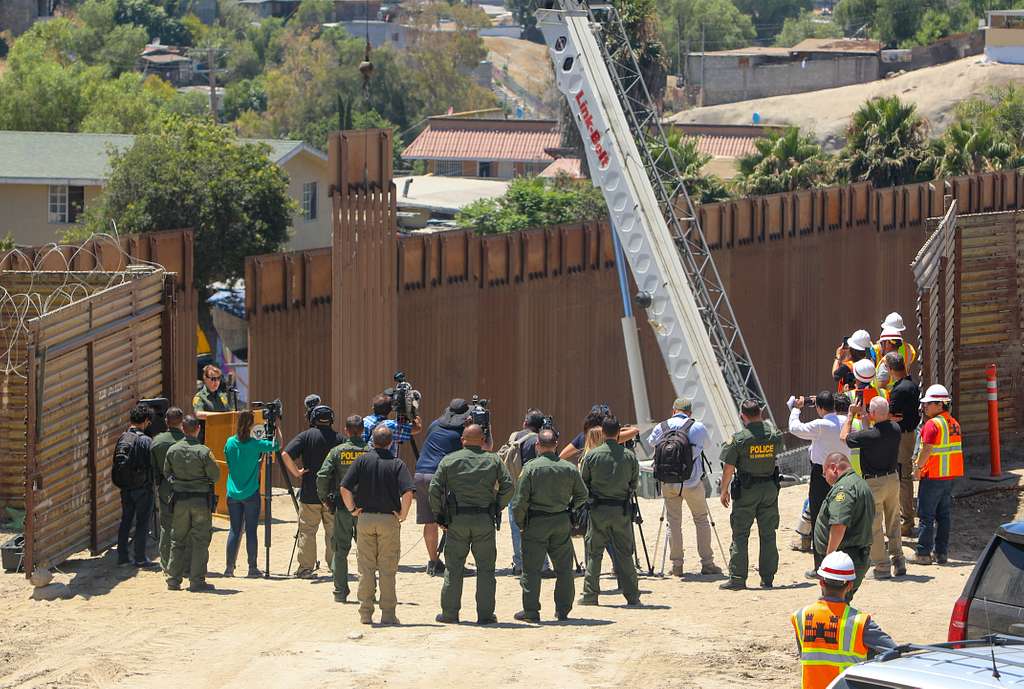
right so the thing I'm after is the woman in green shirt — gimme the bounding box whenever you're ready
[224,410,281,577]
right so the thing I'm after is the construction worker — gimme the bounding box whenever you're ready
[579,415,642,607]
[511,426,589,622]
[912,384,963,565]
[164,415,220,592]
[719,399,785,590]
[151,406,186,572]
[833,329,875,392]
[814,452,875,599]
[429,424,513,625]
[876,313,917,374]
[316,415,369,603]
[791,550,897,689]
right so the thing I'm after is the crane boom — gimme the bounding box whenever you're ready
[537,4,770,466]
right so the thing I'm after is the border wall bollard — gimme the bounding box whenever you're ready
[986,364,1002,477]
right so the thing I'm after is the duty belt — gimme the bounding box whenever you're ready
[862,469,897,480]
[456,506,492,515]
[591,497,627,507]
[527,508,568,518]
[739,474,775,484]
[174,491,210,499]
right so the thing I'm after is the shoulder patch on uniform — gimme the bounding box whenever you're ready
[834,491,847,503]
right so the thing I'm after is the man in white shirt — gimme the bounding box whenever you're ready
[788,390,847,572]
[647,398,723,577]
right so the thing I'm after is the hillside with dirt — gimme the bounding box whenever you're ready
[484,36,560,118]
[668,57,1024,150]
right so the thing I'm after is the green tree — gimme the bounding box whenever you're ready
[775,10,842,47]
[874,0,925,46]
[76,115,294,290]
[911,2,975,47]
[456,175,607,235]
[733,0,811,39]
[223,76,268,121]
[79,72,172,133]
[295,0,333,29]
[658,0,757,74]
[650,130,730,203]
[955,84,1024,151]
[112,0,193,45]
[734,126,831,195]
[919,121,1017,178]
[833,0,876,35]
[837,96,929,188]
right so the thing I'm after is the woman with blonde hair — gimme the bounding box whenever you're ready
[223,409,281,577]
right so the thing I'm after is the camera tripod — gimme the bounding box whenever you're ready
[261,421,301,579]
[652,453,729,576]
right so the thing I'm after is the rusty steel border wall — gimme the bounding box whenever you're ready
[245,248,332,442]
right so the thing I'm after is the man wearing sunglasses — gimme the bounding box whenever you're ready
[193,364,231,419]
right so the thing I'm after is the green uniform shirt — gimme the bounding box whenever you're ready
[316,437,369,503]
[579,440,638,501]
[164,437,220,494]
[511,452,589,526]
[151,428,186,503]
[428,446,513,516]
[813,469,876,553]
[192,386,230,413]
[721,421,785,477]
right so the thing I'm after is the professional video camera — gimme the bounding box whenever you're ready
[139,397,170,436]
[252,399,283,433]
[386,371,421,422]
[469,394,490,442]
[540,415,560,440]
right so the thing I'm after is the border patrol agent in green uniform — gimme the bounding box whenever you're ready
[719,399,785,590]
[579,416,642,607]
[317,415,369,603]
[429,424,513,624]
[165,415,220,592]
[193,365,230,415]
[510,427,589,622]
[814,451,876,600]
[151,407,187,573]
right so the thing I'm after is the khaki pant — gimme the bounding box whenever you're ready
[898,433,917,526]
[356,512,401,616]
[866,472,902,568]
[297,502,335,572]
[661,482,715,567]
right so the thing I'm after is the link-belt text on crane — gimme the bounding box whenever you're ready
[574,91,610,168]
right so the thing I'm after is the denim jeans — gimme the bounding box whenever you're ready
[118,487,154,563]
[509,506,550,571]
[917,478,954,556]
[226,492,261,570]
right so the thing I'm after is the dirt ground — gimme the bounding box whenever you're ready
[668,56,1024,149]
[484,36,559,118]
[1,467,1021,689]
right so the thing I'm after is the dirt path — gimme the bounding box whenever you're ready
[1,470,1020,689]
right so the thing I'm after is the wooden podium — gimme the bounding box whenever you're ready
[202,410,270,520]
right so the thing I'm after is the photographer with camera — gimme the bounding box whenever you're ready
[415,399,476,577]
[832,330,875,392]
[113,404,156,568]
[429,424,513,624]
[223,410,282,578]
[787,391,846,569]
[559,404,640,464]
[164,415,220,592]
[281,400,343,579]
[317,415,369,602]
[192,365,231,418]
[362,382,423,457]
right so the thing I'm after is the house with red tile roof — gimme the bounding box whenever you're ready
[402,116,561,179]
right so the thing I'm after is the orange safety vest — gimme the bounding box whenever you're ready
[791,599,870,689]
[920,412,964,479]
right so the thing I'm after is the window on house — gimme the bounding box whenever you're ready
[48,185,85,224]
[478,161,494,178]
[302,182,317,221]
[435,160,462,177]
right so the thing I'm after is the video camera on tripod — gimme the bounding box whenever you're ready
[385,372,421,422]
[138,397,170,436]
[252,399,283,433]
[469,394,490,442]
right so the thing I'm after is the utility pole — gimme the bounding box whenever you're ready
[190,45,228,123]
[699,23,706,107]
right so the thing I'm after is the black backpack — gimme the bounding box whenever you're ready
[652,418,697,484]
[111,431,149,490]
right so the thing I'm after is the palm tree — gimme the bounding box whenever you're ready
[837,96,929,188]
[919,121,1019,178]
[734,126,832,196]
[651,130,730,204]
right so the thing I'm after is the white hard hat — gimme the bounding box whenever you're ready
[878,326,903,342]
[881,312,906,332]
[818,551,857,582]
[848,329,873,351]
[921,384,951,403]
[853,359,876,383]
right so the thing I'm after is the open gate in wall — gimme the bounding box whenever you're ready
[18,270,169,573]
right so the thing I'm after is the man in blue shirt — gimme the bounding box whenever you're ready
[414,399,472,576]
[647,398,722,577]
[363,393,422,457]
